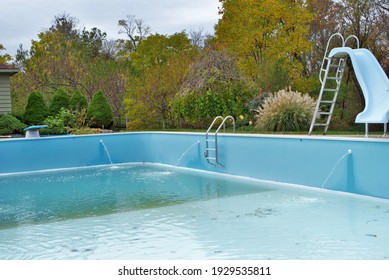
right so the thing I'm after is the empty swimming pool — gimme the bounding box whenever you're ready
[1,132,389,259]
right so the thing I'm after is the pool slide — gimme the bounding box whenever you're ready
[329,47,389,124]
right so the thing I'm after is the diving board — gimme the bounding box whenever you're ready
[24,125,48,138]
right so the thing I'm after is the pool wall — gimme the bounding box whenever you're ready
[1,132,388,199]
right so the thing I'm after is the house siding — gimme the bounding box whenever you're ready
[0,74,12,114]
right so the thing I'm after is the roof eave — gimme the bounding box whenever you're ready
[0,69,19,76]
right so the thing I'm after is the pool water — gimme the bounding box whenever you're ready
[1,163,389,259]
[0,164,266,229]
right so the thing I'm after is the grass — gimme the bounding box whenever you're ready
[127,125,387,137]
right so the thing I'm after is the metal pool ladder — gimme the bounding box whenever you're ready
[204,116,235,166]
[309,33,359,135]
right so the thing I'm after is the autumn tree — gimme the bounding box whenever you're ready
[124,32,197,129]
[15,13,89,96]
[0,43,11,63]
[338,0,388,66]
[214,0,313,91]
[305,0,343,74]
[11,13,130,122]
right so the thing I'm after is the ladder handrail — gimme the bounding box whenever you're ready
[320,33,344,84]
[215,116,236,134]
[344,35,360,49]
[206,116,224,135]
[205,116,236,166]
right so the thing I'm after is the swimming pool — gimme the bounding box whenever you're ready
[1,132,389,259]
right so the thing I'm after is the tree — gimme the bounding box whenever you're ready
[214,0,313,90]
[82,58,129,118]
[339,0,388,67]
[376,0,389,12]
[188,27,212,49]
[87,90,113,128]
[23,91,49,125]
[0,43,11,64]
[15,44,29,69]
[11,13,130,122]
[49,88,70,115]
[130,32,195,71]
[306,0,343,74]
[49,13,79,40]
[25,14,89,93]
[118,15,151,53]
[124,32,197,129]
[101,39,119,59]
[81,27,107,58]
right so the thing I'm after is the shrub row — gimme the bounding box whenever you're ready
[21,89,113,134]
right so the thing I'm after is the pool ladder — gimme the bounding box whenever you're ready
[309,33,359,135]
[204,116,235,166]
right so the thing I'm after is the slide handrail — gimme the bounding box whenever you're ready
[320,33,344,84]
[344,35,359,49]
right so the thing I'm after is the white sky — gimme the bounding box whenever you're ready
[0,0,221,57]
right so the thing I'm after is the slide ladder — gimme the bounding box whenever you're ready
[205,116,235,166]
[309,34,359,135]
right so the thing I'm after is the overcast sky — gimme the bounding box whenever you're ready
[0,0,220,57]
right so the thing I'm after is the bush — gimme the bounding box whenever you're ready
[255,88,316,132]
[23,91,49,125]
[41,108,75,135]
[87,90,113,128]
[171,86,253,128]
[0,114,26,135]
[49,88,70,116]
[69,90,88,112]
[171,51,256,128]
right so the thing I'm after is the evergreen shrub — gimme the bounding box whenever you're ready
[49,88,70,115]
[23,91,49,125]
[0,114,26,135]
[87,90,113,128]
[69,90,88,111]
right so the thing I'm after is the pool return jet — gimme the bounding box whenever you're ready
[309,33,389,137]
[204,116,235,166]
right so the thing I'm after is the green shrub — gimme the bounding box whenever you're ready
[23,91,49,125]
[255,88,316,132]
[0,114,26,135]
[49,88,70,116]
[41,108,75,135]
[69,90,88,111]
[170,50,256,128]
[87,90,113,128]
[171,85,254,128]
